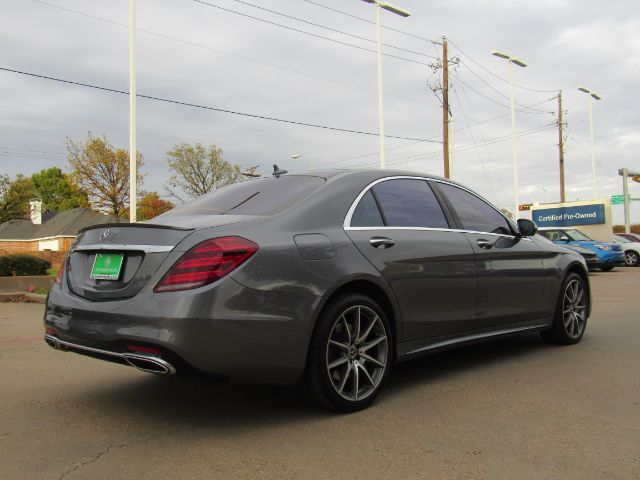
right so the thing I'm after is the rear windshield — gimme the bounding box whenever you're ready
[157,176,325,218]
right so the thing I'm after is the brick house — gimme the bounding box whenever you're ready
[0,202,122,267]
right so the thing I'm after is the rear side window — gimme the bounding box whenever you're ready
[156,176,325,218]
[351,190,384,227]
[437,183,512,235]
[369,179,448,228]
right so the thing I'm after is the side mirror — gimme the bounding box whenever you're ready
[517,219,538,237]
[560,236,570,242]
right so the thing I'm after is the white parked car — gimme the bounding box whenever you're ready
[613,235,640,267]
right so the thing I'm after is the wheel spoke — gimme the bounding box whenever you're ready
[354,307,361,341]
[338,364,351,394]
[564,314,573,328]
[357,362,375,387]
[361,352,385,368]
[352,362,360,400]
[362,335,386,352]
[328,356,348,370]
[574,286,584,305]
[329,340,349,350]
[357,315,378,344]
[341,315,352,343]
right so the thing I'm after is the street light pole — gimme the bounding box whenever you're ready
[492,50,527,219]
[374,3,386,169]
[361,1,410,169]
[129,0,137,222]
[578,86,601,199]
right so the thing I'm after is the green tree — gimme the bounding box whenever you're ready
[0,174,38,223]
[166,143,242,199]
[31,167,89,211]
[66,133,143,218]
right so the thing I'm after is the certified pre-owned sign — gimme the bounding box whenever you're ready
[532,204,606,227]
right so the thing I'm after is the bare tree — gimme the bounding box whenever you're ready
[66,133,143,218]
[166,143,242,200]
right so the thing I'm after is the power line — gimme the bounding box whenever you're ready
[0,66,442,143]
[451,85,499,205]
[300,0,441,45]
[448,39,559,94]
[190,0,431,66]
[226,0,435,58]
[323,97,564,168]
[30,0,437,107]
[452,72,553,115]
[458,60,555,113]
[372,123,557,168]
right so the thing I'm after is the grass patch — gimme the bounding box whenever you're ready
[46,268,58,277]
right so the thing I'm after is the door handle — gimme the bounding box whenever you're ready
[369,237,395,249]
[476,239,494,249]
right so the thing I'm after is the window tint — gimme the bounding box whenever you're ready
[351,190,384,227]
[156,176,325,218]
[437,183,512,235]
[371,179,448,228]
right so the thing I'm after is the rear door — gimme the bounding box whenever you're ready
[433,181,546,326]
[345,177,477,341]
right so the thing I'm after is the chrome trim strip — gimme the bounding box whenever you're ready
[72,244,174,253]
[44,334,176,375]
[343,175,526,240]
[404,324,548,356]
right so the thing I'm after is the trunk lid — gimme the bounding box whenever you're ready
[66,216,258,300]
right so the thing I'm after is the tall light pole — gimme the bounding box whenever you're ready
[492,50,527,219]
[361,1,411,169]
[577,86,602,199]
[129,0,137,222]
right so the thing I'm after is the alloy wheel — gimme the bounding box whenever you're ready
[325,305,388,402]
[562,279,587,339]
[625,251,638,266]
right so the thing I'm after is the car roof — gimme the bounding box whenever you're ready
[286,168,459,184]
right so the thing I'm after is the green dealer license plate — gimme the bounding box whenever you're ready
[90,253,124,280]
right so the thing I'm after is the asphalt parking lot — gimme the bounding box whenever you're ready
[1,269,639,480]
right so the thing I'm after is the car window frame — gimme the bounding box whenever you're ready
[431,180,518,237]
[344,176,523,240]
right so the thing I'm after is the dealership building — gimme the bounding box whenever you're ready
[530,199,613,241]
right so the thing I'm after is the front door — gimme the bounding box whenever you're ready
[433,181,546,327]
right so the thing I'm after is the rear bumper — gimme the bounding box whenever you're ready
[44,277,322,384]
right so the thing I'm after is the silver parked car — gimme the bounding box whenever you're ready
[45,169,591,411]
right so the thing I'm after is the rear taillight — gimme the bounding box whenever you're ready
[154,236,258,293]
[56,260,65,284]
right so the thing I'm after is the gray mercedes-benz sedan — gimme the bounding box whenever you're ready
[45,169,591,411]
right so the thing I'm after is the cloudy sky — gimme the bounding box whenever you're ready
[1,0,639,222]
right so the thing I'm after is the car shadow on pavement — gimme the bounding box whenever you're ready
[68,332,551,429]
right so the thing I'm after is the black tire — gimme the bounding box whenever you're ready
[600,265,614,272]
[541,272,589,345]
[624,250,639,267]
[304,293,393,412]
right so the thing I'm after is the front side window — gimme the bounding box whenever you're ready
[437,183,512,235]
[370,179,449,228]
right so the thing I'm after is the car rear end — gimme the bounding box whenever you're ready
[44,175,332,384]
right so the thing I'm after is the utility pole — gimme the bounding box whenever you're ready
[129,0,137,222]
[558,91,566,203]
[442,37,450,179]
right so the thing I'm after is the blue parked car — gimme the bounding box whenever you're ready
[538,228,624,271]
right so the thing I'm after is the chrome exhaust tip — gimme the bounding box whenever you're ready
[44,334,60,350]
[44,334,176,375]
[123,353,176,375]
